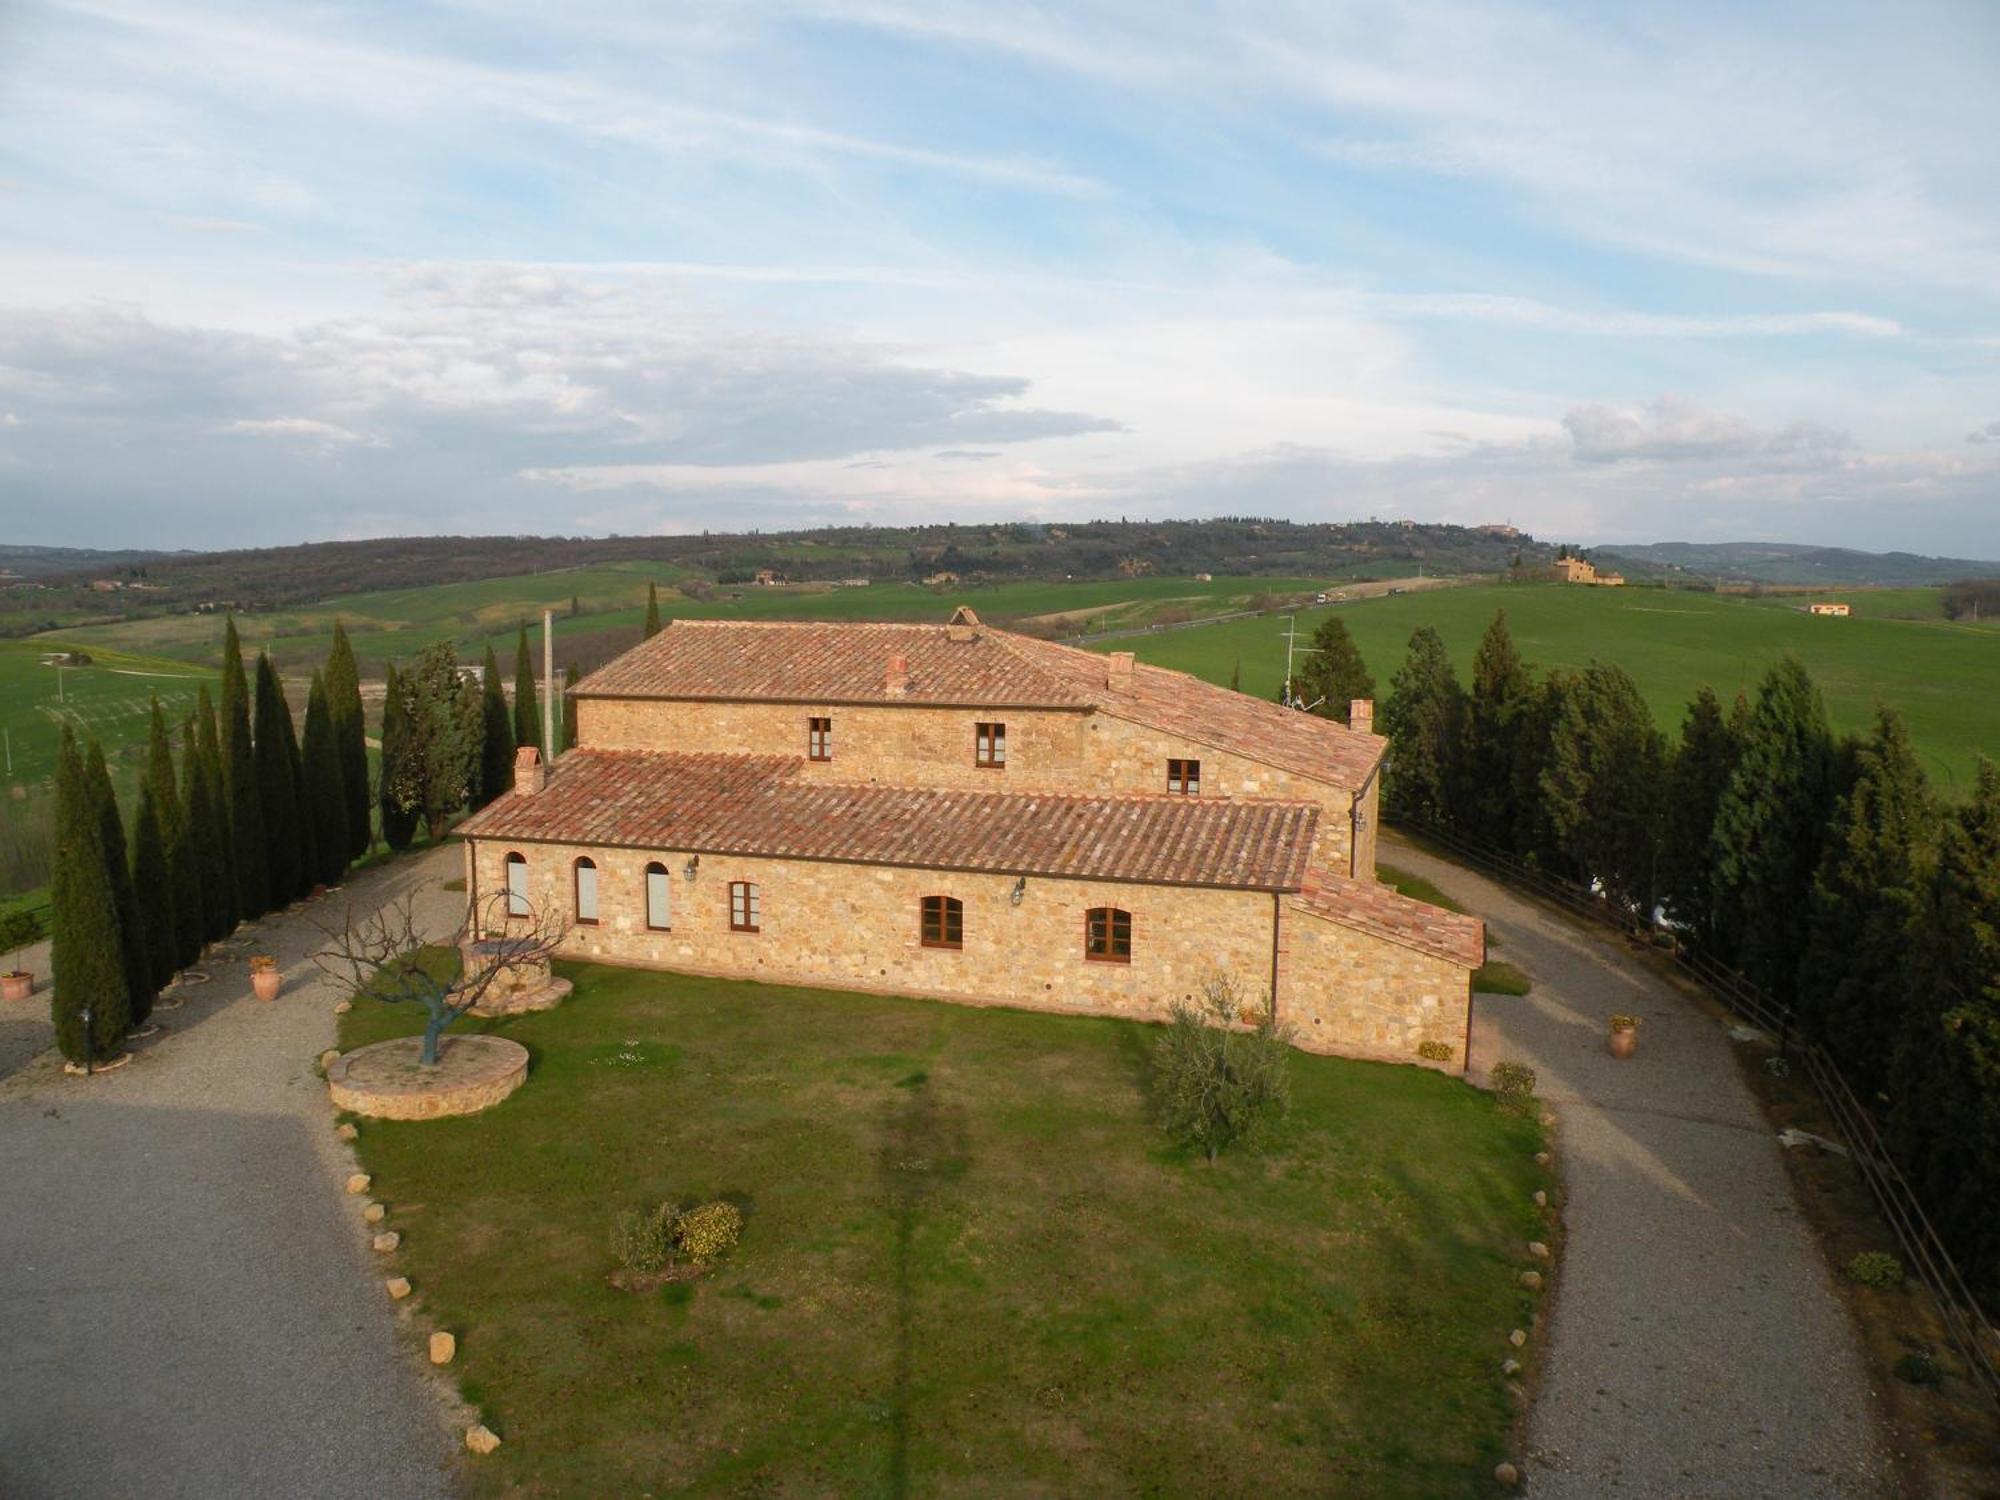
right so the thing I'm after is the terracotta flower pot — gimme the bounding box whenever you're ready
[251,968,283,1002]
[1608,1025,1637,1060]
[2,970,32,1002]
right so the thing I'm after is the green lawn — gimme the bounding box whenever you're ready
[340,964,1547,1497]
[1102,582,2000,792]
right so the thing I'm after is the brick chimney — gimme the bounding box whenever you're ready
[1105,651,1135,692]
[514,745,545,794]
[1348,698,1374,734]
[885,653,910,697]
[946,604,981,643]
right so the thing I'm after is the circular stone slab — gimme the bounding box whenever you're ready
[326,1035,529,1120]
[467,976,571,1018]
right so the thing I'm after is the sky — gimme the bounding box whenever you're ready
[2,1,1999,555]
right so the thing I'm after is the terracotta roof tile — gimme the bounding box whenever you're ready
[1293,866,1485,969]
[572,619,1093,708]
[458,750,1321,891]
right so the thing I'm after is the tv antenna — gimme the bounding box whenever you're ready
[1278,615,1321,710]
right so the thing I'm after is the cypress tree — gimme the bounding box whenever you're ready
[287,672,317,902]
[1460,611,1532,850]
[50,730,130,1063]
[302,670,350,888]
[1889,761,2000,1297]
[1797,709,1935,1091]
[478,645,514,805]
[1380,626,1462,827]
[86,740,153,1027]
[1660,689,1740,953]
[130,782,177,992]
[149,699,203,969]
[513,624,542,756]
[326,620,371,860]
[220,618,267,918]
[195,687,237,935]
[643,582,662,639]
[1228,660,1242,693]
[1291,616,1375,724]
[379,664,418,851]
[1539,662,1666,915]
[253,654,304,905]
[1709,658,1833,1004]
[1510,667,1575,868]
[561,662,580,753]
[181,718,228,945]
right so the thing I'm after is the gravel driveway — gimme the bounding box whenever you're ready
[0,847,466,1500]
[1383,835,1896,1499]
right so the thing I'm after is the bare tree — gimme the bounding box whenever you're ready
[314,889,568,1065]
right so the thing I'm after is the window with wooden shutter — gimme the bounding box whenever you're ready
[729,880,760,932]
[573,857,599,925]
[1084,906,1132,962]
[920,894,963,949]
[974,721,1006,768]
[1166,758,1201,795]
[645,862,671,930]
[807,717,832,761]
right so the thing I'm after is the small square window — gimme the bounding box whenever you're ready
[1085,906,1132,962]
[975,721,1007,768]
[807,716,833,762]
[1167,758,1201,795]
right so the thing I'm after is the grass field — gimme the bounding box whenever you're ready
[1102,583,2000,791]
[341,963,1546,1497]
[41,568,1355,679]
[0,639,217,794]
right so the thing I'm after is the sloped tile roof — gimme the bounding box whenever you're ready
[571,619,1094,708]
[990,631,1386,792]
[572,613,1385,792]
[1292,866,1485,969]
[458,750,1321,891]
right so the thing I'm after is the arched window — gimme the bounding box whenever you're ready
[1085,906,1131,963]
[645,861,671,931]
[504,852,529,917]
[920,894,963,949]
[573,856,599,925]
[729,881,760,933]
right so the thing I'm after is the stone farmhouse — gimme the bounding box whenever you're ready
[457,609,1483,1069]
[1807,601,1851,617]
[1551,556,1626,586]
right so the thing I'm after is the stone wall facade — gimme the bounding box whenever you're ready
[576,696,1377,877]
[466,835,1462,1067]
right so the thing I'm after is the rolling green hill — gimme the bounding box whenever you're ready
[1097,583,2000,792]
[0,641,217,794]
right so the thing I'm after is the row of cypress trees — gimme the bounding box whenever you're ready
[49,620,372,1064]
[1375,610,2000,1298]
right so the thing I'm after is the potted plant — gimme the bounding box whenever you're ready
[1608,1013,1640,1059]
[249,955,282,1002]
[1,909,38,1001]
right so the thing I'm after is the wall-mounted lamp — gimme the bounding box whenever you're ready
[1010,876,1027,906]
[684,854,700,880]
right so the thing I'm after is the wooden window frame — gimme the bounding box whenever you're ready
[974,720,1007,769]
[572,856,599,926]
[1084,906,1132,963]
[919,894,964,950]
[644,861,672,932]
[1166,758,1202,795]
[504,851,529,917]
[729,880,761,933]
[807,716,833,762]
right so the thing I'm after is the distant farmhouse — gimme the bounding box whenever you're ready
[1807,601,1851,617]
[460,609,1482,1069]
[1551,556,1625,586]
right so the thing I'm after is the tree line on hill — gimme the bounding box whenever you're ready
[49,617,576,1064]
[1366,610,2000,1301]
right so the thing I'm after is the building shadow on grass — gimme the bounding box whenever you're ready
[876,1074,969,1498]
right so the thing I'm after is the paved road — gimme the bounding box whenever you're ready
[1383,835,1895,1499]
[0,848,465,1500]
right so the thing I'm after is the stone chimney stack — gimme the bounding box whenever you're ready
[885,653,910,697]
[1105,651,1136,692]
[1349,698,1375,734]
[514,745,545,794]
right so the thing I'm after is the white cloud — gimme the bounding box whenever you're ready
[1968,420,2000,444]
[1563,397,1850,465]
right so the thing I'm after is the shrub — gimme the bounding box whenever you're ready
[1845,1251,1905,1289]
[1489,1061,1537,1107]
[610,1203,679,1273]
[1416,1039,1454,1063]
[0,908,39,972]
[678,1201,744,1264]
[1152,974,1291,1161]
[1894,1350,1943,1387]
